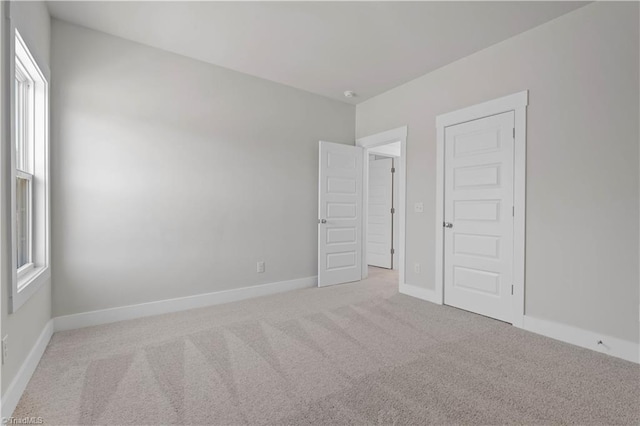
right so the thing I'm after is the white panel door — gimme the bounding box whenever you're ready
[367,157,393,269]
[318,141,363,287]
[444,111,514,323]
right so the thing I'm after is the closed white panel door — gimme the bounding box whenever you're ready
[444,111,514,323]
[367,157,393,269]
[318,141,363,287]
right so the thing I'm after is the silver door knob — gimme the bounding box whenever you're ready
[443,222,453,228]
[319,219,327,224]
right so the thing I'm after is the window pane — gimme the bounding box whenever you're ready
[15,63,30,173]
[16,176,30,269]
[15,77,26,171]
[15,78,23,170]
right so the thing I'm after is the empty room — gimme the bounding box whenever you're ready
[0,1,639,424]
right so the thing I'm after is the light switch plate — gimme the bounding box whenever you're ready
[414,202,424,213]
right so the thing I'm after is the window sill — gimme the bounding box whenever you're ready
[12,265,50,313]
[17,262,35,282]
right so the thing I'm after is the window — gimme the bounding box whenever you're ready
[11,29,49,311]
[15,55,34,273]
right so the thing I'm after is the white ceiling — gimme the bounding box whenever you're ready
[47,1,588,104]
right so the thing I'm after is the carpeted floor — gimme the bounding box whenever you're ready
[14,267,640,425]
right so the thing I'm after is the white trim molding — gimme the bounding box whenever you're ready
[399,283,440,304]
[434,91,528,327]
[356,126,407,147]
[54,276,317,332]
[395,291,639,364]
[523,316,639,364]
[1,320,53,419]
[356,126,408,286]
[435,91,529,129]
[3,277,316,417]
[2,277,637,422]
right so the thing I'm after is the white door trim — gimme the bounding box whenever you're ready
[356,126,407,286]
[435,91,528,328]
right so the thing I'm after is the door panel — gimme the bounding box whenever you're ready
[318,141,362,287]
[367,157,393,269]
[444,112,514,323]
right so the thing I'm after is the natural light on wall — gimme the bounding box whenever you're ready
[11,29,50,312]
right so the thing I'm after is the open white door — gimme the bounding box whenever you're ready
[367,157,393,269]
[318,141,363,287]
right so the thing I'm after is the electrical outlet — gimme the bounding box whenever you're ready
[414,263,421,274]
[257,261,265,273]
[414,202,424,213]
[2,335,8,365]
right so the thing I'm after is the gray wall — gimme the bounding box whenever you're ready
[1,1,52,396]
[51,21,355,317]
[356,2,639,343]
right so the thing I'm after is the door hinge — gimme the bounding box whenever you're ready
[512,206,515,217]
[391,167,396,173]
[511,285,514,295]
[391,248,395,255]
[512,128,515,138]
[391,207,395,214]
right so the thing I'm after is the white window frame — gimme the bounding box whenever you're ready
[14,61,32,172]
[15,54,34,278]
[10,29,50,312]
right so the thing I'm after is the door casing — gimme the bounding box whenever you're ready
[356,126,407,287]
[435,91,528,328]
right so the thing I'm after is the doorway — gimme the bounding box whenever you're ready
[357,127,407,287]
[435,91,527,327]
[442,111,515,323]
[366,146,399,270]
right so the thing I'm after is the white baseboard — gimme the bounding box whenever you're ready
[398,285,638,364]
[2,276,316,418]
[523,315,639,364]
[54,275,317,332]
[399,283,441,304]
[1,319,53,419]
[3,277,636,421]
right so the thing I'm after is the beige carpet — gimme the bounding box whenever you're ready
[14,267,640,425]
